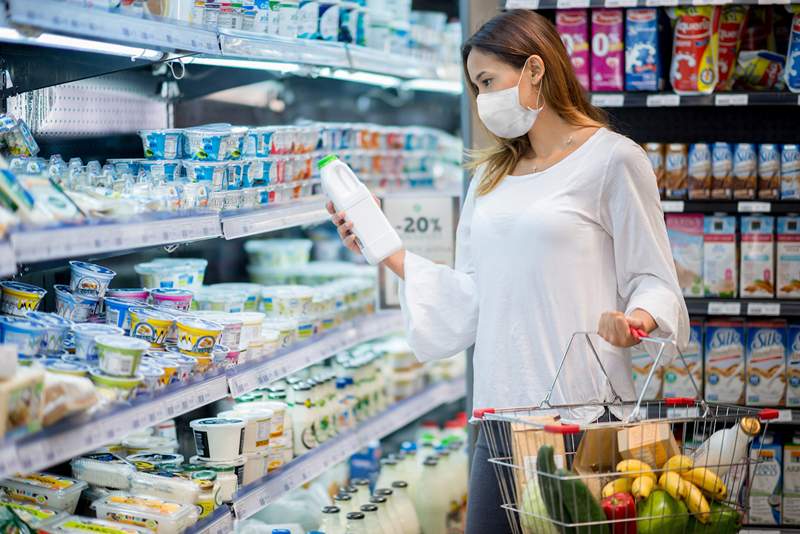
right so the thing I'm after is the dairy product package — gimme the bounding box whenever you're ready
[665,143,688,199]
[787,12,800,93]
[688,143,711,199]
[704,319,745,404]
[663,319,704,398]
[717,6,748,91]
[746,320,786,406]
[759,143,781,200]
[669,7,721,95]
[704,215,738,298]
[591,9,624,91]
[631,344,661,401]
[645,143,665,197]
[734,50,787,91]
[778,216,800,299]
[749,435,782,525]
[666,214,704,297]
[733,143,758,200]
[625,8,663,91]
[741,215,775,298]
[711,142,733,199]
[783,439,800,524]
[789,325,800,407]
[783,144,800,200]
[557,10,590,91]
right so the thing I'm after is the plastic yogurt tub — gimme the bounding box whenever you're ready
[0,473,88,513]
[260,285,314,318]
[236,401,287,437]
[247,158,271,185]
[144,355,180,386]
[106,288,150,303]
[176,317,223,356]
[0,281,46,316]
[70,452,135,490]
[95,335,150,377]
[209,283,262,311]
[189,455,245,489]
[26,312,71,355]
[138,160,182,182]
[161,351,197,383]
[54,284,99,323]
[150,288,194,311]
[69,261,115,298]
[126,452,184,472]
[47,515,152,533]
[135,259,207,291]
[72,323,124,360]
[261,318,298,348]
[243,451,268,485]
[190,417,246,461]
[226,160,252,189]
[0,500,67,530]
[233,312,266,350]
[103,297,137,332]
[211,344,229,370]
[218,408,273,453]
[129,307,174,348]
[94,493,199,534]
[106,158,141,177]
[0,316,46,357]
[136,362,166,395]
[192,312,243,349]
[244,238,313,268]
[183,126,230,161]
[261,329,281,356]
[193,287,246,313]
[139,128,183,160]
[182,160,227,191]
[90,368,143,401]
[45,358,89,377]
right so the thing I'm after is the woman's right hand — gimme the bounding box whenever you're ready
[327,201,362,255]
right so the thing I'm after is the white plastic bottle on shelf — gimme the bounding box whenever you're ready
[375,457,401,492]
[449,440,469,524]
[334,493,357,520]
[414,457,448,534]
[319,154,402,265]
[369,495,399,534]
[374,488,404,534]
[345,511,367,534]
[391,481,421,534]
[359,504,386,534]
[320,505,346,534]
[290,382,318,456]
[353,478,372,508]
[692,416,761,476]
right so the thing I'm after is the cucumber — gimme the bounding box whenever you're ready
[556,468,609,534]
[536,445,573,534]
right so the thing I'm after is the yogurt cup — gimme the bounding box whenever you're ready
[139,128,183,159]
[136,361,166,395]
[150,288,194,311]
[236,401,287,437]
[193,312,243,349]
[69,261,116,298]
[226,160,252,189]
[144,355,180,386]
[261,318,298,348]
[160,351,197,383]
[134,259,207,291]
[189,455,245,489]
[102,297,137,332]
[26,312,72,355]
[193,287,246,313]
[247,158,271,185]
[246,127,277,158]
[260,285,314,318]
[261,329,281,356]
[106,288,149,303]
[106,158,141,177]
[54,285,99,323]
[244,238,313,268]
[0,281,46,316]
[0,316,46,356]
[211,344,229,370]
[72,323,124,360]
[209,283,262,311]
[219,408,273,453]
[176,317,223,356]
[233,312,265,350]
[188,354,213,375]
[95,335,149,377]
[182,160,227,191]
[90,368,143,402]
[129,307,174,348]
[138,160,182,182]
[125,452,184,472]
[183,126,230,161]
[190,417,246,461]
[45,359,89,377]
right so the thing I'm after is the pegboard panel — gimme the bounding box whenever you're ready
[6,73,168,137]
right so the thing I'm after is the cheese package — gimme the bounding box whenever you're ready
[663,319,704,399]
[779,216,800,299]
[557,10,590,91]
[666,214,704,297]
[0,473,87,514]
[704,215,738,298]
[746,320,787,406]
[625,8,664,91]
[93,493,199,534]
[740,215,775,298]
[669,6,722,95]
[591,9,625,91]
[617,422,680,469]
[704,319,746,404]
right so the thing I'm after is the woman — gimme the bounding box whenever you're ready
[328,9,689,533]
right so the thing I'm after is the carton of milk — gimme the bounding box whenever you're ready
[749,434,782,525]
[783,437,800,525]
[788,325,800,407]
[704,319,745,404]
[556,10,590,91]
[741,216,775,298]
[625,8,663,91]
[778,216,800,299]
[704,215,738,298]
[666,214,704,297]
[631,345,661,400]
[663,320,704,398]
[591,9,624,91]
[746,320,787,406]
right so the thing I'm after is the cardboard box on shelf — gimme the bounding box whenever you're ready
[740,215,775,299]
[703,215,738,298]
[631,344,662,401]
[749,435,782,525]
[777,216,800,299]
[704,319,746,404]
[574,427,621,500]
[784,439,800,525]
[663,319,704,399]
[746,320,787,407]
[617,422,679,469]
[667,214,704,297]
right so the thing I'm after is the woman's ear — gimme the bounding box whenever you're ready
[527,55,545,86]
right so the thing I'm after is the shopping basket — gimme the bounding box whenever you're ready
[472,330,779,534]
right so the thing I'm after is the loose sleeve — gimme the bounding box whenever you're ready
[398,177,480,362]
[599,139,690,351]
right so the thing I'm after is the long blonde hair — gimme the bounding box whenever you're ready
[462,10,608,195]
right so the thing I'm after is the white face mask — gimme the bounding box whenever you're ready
[476,62,543,139]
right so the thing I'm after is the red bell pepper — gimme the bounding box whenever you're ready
[601,492,637,534]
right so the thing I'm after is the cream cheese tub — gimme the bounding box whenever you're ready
[70,453,135,490]
[68,261,115,298]
[218,408,272,453]
[189,455,245,490]
[190,417,245,461]
[95,335,150,377]
[93,493,199,533]
[0,473,87,513]
[0,281,46,316]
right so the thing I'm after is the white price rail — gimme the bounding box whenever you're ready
[228,311,403,397]
[715,94,749,106]
[746,302,781,316]
[661,201,685,213]
[7,374,229,478]
[591,94,626,107]
[738,201,771,213]
[505,0,540,8]
[233,376,466,520]
[10,213,221,263]
[707,301,742,315]
[186,506,235,534]
[221,196,329,239]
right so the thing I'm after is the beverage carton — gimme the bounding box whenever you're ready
[591,9,624,91]
[746,320,786,406]
[740,215,775,298]
[625,8,663,91]
[704,215,737,298]
[778,216,800,298]
[704,319,745,404]
[631,344,661,401]
[663,319,704,398]
[783,437,800,524]
[749,434,782,525]
[557,10,590,91]
[667,214,704,297]
[787,325,800,407]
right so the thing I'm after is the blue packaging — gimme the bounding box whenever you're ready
[349,441,381,490]
[318,2,340,41]
[786,13,800,93]
[750,434,783,525]
[625,8,662,91]
[298,1,320,39]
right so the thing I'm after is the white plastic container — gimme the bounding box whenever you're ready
[129,472,199,506]
[243,451,269,485]
[218,408,273,453]
[189,455,245,489]
[0,473,87,513]
[190,417,246,461]
[238,400,287,437]
[92,493,199,534]
[319,154,402,265]
[0,499,67,530]
[47,515,152,533]
[70,453,135,490]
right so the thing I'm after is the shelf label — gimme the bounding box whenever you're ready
[505,0,539,8]
[646,94,680,107]
[747,302,781,316]
[645,0,679,6]
[661,201,685,213]
[605,0,638,6]
[591,94,625,107]
[738,201,771,213]
[777,409,793,423]
[707,301,741,315]
[557,0,590,7]
[667,407,699,418]
[715,94,748,106]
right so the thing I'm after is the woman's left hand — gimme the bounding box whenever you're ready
[597,310,656,348]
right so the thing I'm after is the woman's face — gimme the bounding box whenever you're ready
[466,48,543,108]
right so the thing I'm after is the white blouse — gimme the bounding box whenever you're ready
[399,128,689,422]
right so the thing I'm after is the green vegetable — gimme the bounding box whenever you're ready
[520,476,560,534]
[686,502,741,533]
[637,490,689,534]
[537,445,572,533]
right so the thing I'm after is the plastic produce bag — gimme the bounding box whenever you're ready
[669,6,721,94]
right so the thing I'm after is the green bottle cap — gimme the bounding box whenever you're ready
[317,154,338,170]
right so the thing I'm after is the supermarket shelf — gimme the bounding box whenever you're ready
[685,298,800,316]
[186,506,235,534]
[0,241,15,277]
[228,310,403,397]
[220,196,329,240]
[590,92,800,108]
[0,373,230,478]
[661,200,800,214]
[232,376,467,520]
[507,0,800,9]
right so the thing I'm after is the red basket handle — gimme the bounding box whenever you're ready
[665,397,697,407]
[758,408,779,421]
[629,326,648,340]
[544,423,581,435]
[473,408,495,419]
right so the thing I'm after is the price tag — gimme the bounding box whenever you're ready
[747,302,781,316]
[738,201,771,213]
[557,0,590,7]
[591,94,625,107]
[661,201,685,213]
[505,0,539,7]
[715,94,748,106]
[646,94,680,107]
[667,407,699,418]
[777,409,793,423]
[645,0,678,5]
[707,301,741,315]
[604,0,638,6]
